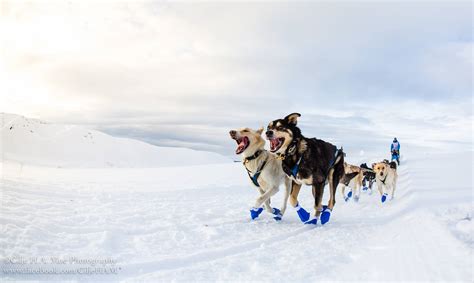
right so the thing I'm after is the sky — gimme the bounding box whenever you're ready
[0,0,472,158]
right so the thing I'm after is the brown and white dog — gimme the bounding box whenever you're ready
[229,127,291,221]
[339,162,365,202]
[372,160,398,203]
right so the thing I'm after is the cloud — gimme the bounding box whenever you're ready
[0,1,472,156]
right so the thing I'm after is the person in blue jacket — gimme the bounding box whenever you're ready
[391,138,400,165]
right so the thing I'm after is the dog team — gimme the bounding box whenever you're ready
[229,113,398,225]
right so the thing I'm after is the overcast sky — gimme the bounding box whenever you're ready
[0,0,472,157]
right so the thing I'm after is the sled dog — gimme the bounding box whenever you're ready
[229,127,291,220]
[360,163,376,194]
[372,160,398,203]
[265,113,344,225]
[339,163,365,202]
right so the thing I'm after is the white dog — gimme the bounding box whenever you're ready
[229,127,291,220]
[372,161,398,203]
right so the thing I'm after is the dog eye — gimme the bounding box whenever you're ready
[242,129,248,132]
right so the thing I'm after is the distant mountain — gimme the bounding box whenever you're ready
[0,113,229,168]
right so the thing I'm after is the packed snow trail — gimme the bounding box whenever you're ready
[1,152,472,281]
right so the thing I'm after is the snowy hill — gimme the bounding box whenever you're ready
[0,113,229,167]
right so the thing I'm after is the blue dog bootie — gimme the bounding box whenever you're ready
[304,217,318,225]
[295,203,310,223]
[272,208,282,221]
[250,207,264,220]
[344,191,353,202]
[320,207,332,225]
[362,186,368,191]
[381,193,388,203]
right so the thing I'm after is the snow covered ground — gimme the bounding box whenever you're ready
[1,115,472,282]
[0,113,229,167]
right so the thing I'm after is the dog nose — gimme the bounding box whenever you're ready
[266,130,273,137]
[380,172,384,176]
[229,130,236,136]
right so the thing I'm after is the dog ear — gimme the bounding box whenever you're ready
[256,127,264,135]
[284,113,301,125]
[371,163,376,169]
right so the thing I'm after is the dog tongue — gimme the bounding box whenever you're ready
[270,138,279,150]
[236,140,246,154]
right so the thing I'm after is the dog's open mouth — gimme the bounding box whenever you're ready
[235,136,249,155]
[269,137,284,153]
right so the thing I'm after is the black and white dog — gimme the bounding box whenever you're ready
[360,163,376,194]
[266,113,345,225]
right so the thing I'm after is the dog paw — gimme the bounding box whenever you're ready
[381,193,388,203]
[320,209,332,225]
[362,186,368,191]
[344,191,353,202]
[250,207,264,220]
[295,204,310,222]
[272,208,282,221]
[304,217,318,225]
[354,195,360,202]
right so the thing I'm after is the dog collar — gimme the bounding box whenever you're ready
[244,150,263,164]
[380,175,388,184]
[276,152,286,160]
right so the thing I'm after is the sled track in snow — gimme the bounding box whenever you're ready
[121,224,317,276]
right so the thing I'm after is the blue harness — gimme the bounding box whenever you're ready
[290,156,302,178]
[245,159,267,187]
[243,151,268,187]
[288,147,342,179]
[328,147,343,169]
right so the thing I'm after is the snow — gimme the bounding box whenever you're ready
[0,113,229,168]
[1,115,473,281]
